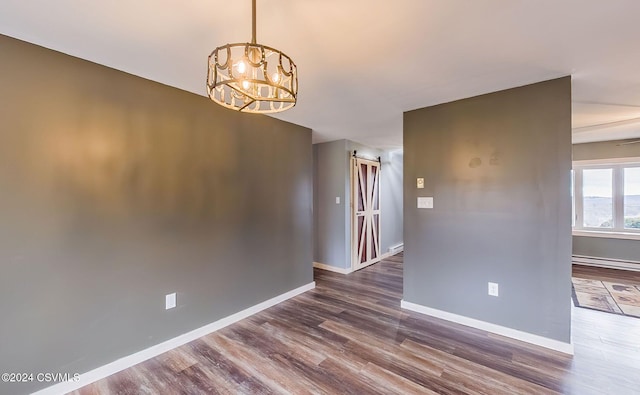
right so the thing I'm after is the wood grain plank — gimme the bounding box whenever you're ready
[359,362,439,395]
[69,253,640,395]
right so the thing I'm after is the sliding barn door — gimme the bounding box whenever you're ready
[351,157,381,271]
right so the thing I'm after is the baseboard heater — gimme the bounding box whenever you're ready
[572,255,640,272]
[388,243,404,255]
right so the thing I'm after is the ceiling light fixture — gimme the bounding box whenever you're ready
[207,0,298,113]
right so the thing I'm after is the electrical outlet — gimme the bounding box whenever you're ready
[336,196,340,204]
[165,293,177,309]
[417,178,425,189]
[488,282,499,297]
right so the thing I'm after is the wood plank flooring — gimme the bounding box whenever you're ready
[71,254,640,394]
[573,263,640,286]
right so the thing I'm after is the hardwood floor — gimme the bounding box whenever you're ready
[573,263,640,286]
[71,254,640,395]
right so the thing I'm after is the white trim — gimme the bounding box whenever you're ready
[400,300,574,355]
[573,255,640,272]
[573,156,640,166]
[313,262,353,274]
[313,251,398,275]
[388,243,404,254]
[33,282,316,395]
[318,252,397,275]
[573,229,640,240]
[572,162,640,233]
[351,256,384,272]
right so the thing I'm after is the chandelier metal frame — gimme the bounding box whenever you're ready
[207,0,298,113]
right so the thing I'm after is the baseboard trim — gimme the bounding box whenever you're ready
[352,255,385,272]
[33,282,316,395]
[573,255,640,272]
[400,300,574,355]
[313,262,353,274]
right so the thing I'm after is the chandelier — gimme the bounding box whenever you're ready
[207,0,298,113]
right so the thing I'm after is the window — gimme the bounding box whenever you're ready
[582,168,612,228]
[624,167,640,229]
[571,170,575,227]
[573,160,640,234]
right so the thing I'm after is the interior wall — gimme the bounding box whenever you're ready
[381,151,404,252]
[574,236,640,262]
[403,77,572,343]
[313,140,349,269]
[0,34,312,395]
[572,139,640,263]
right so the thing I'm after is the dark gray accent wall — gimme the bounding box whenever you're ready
[572,139,640,263]
[403,77,572,342]
[0,34,312,394]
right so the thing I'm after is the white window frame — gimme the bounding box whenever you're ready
[573,157,640,240]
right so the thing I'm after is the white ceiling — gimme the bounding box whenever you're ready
[2,0,640,149]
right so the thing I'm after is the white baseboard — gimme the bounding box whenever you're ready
[314,250,402,275]
[572,255,640,272]
[388,243,404,254]
[352,255,386,272]
[400,300,574,355]
[33,282,316,395]
[313,262,352,274]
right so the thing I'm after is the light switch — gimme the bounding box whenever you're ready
[417,197,433,209]
[335,197,340,204]
[417,178,424,189]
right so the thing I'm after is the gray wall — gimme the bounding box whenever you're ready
[380,151,404,252]
[573,139,640,263]
[574,236,640,262]
[0,34,312,394]
[313,140,349,268]
[313,140,403,270]
[403,77,572,343]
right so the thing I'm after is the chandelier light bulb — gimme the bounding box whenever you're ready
[242,80,250,90]
[272,73,279,83]
[236,61,246,74]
